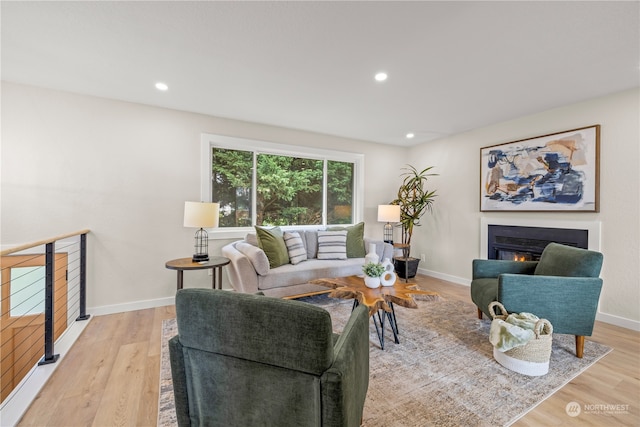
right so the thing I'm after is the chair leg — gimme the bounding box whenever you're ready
[477,308,483,319]
[575,335,585,358]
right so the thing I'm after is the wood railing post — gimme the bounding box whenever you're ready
[76,233,90,321]
[38,242,60,365]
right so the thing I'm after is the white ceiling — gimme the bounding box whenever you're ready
[2,1,639,146]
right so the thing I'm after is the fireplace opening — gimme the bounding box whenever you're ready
[488,225,588,261]
[498,250,536,261]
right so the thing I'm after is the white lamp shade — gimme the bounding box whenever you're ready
[377,205,400,222]
[184,202,219,228]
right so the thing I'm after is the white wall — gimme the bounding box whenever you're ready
[3,82,638,328]
[1,82,406,311]
[408,88,640,327]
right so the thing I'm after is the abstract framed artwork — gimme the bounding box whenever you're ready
[480,125,600,212]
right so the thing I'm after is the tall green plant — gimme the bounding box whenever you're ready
[390,165,437,247]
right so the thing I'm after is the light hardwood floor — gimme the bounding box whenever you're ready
[18,276,640,426]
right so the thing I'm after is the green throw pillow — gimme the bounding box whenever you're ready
[327,222,365,258]
[255,226,290,268]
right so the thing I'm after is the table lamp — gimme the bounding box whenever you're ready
[184,201,219,262]
[377,204,400,244]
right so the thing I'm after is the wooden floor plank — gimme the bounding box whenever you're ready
[91,342,149,427]
[136,354,161,427]
[148,305,176,358]
[15,277,640,426]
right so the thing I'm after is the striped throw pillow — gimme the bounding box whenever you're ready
[283,232,308,265]
[317,230,348,260]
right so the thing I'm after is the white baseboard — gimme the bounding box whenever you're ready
[89,296,175,316]
[596,311,640,331]
[0,318,91,427]
[418,268,471,287]
[89,287,239,317]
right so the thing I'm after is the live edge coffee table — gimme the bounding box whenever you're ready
[311,275,439,349]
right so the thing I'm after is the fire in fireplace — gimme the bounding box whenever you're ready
[488,225,588,261]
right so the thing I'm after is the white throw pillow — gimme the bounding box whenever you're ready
[283,231,308,265]
[317,230,348,260]
[245,233,259,247]
[235,242,270,275]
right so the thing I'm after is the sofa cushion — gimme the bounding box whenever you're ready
[257,258,366,290]
[283,232,308,265]
[534,242,603,277]
[327,222,365,258]
[255,226,290,268]
[317,230,348,260]
[235,242,270,276]
[304,230,319,259]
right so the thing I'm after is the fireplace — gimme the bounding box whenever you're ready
[487,224,589,261]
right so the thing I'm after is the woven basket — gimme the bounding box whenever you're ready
[488,301,553,376]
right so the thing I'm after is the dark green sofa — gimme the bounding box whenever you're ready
[169,288,370,426]
[471,242,604,358]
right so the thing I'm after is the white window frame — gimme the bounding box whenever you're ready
[200,133,364,239]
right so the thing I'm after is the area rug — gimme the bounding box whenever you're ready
[158,295,611,426]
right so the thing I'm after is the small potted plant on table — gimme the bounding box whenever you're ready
[390,165,437,278]
[362,262,385,288]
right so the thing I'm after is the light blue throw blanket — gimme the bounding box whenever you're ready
[489,312,540,352]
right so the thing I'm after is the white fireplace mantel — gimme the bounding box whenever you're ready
[480,217,601,259]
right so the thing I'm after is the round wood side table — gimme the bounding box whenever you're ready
[165,256,230,290]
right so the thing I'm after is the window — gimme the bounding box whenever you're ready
[201,134,363,234]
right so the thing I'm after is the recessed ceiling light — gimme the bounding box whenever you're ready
[406,133,415,139]
[374,72,388,82]
[155,82,169,91]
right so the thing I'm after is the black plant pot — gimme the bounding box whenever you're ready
[393,257,420,279]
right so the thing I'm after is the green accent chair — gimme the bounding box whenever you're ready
[471,242,604,358]
[169,289,370,426]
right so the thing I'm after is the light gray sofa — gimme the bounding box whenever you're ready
[222,230,394,298]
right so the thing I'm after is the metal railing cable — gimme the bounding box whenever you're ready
[0,230,90,403]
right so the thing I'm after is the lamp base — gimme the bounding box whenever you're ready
[192,253,209,263]
[383,222,394,244]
